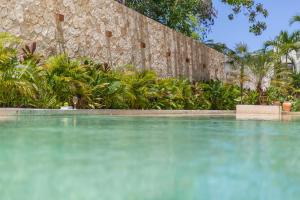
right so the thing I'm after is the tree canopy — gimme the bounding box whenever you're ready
[121,0,268,40]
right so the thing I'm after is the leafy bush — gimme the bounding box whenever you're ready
[292,99,300,112]
[0,33,37,107]
[292,72,300,89]
[197,81,240,110]
[242,90,259,105]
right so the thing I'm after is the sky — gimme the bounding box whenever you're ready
[208,0,300,51]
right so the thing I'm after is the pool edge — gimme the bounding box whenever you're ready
[0,108,236,117]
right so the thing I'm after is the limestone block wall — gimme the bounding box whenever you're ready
[0,0,225,81]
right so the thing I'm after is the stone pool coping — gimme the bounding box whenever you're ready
[1,108,299,118]
[0,108,236,117]
[282,112,300,115]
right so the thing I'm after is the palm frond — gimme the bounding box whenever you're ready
[290,15,300,25]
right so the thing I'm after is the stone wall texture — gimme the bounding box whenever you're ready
[0,0,225,81]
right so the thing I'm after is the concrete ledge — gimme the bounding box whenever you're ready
[236,105,282,115]
[236,105,282,121]
[0,108,236,117]
[282,112,300,115]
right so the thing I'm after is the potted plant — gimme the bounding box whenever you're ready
[282,96,293,112]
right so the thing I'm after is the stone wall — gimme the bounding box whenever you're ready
[0,0,225,81]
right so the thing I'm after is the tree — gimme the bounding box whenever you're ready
[121,0,268,39]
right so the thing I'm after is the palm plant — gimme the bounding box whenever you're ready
[269,56,294,102]
[290,15,300,26]
[118,68,157,109]
[198,80,239,110]
[227,43,250,104]
[153,78,193,110]
[0,33,39,107]
[89,66,132,109]
[43,54,92,108]
[264,31,300,72]
[0,33,19,72]
[247,50,274,104]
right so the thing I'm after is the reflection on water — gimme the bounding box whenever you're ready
[60,116,78,127]
[236,114,282,121]
[0,116,17,122]
[0,116,300,200]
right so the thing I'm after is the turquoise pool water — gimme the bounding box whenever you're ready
[0,115,300,200]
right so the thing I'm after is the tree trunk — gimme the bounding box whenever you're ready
[240,65,244,104]
[257,81,263,105]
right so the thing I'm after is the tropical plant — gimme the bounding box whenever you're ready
[290,15,300,26]
[199,80,239,110]
[246,50,274,104]
[265,86,284,104]
[21,42,42,65]
[292,72,300,89]
[152,78,194,110]
[0,33,38,107]
[243,90,259,105]
[226,43,250,104]
[290,72,300,99]
[43,54,92,107]
[0,32,20,70]
[292,98,300,111]
[265,31,300,72]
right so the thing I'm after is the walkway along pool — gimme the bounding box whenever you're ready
[0,115,300,200]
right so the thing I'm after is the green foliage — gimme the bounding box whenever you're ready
[292,72,300,89]
[265,87,285,104]
[292,98,300,112]
[44,54,91,105]
[0,33,37,107]
[196,81,240,110]
[242,90,259,105]
[0,32,20,70]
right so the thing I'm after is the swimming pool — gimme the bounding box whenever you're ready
[0,115,299,200]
